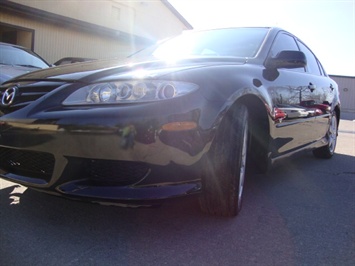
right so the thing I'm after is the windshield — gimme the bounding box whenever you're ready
[0,45,49,68]
[134,28,269,60]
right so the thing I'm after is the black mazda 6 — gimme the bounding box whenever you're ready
[0,27,340,216]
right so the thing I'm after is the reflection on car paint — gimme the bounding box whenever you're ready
[0,27,340,216]
[119,125,136,149]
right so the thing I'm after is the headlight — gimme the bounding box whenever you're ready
[63,80,198,105]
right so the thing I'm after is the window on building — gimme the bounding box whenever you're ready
[111,6,121,21]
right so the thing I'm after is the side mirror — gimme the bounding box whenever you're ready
[265,50,307,69]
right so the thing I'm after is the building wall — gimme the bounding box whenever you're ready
[330,75,355,113]
[0,12,134,64]
[0,0,192,64]
[8,0,188,40]
[131,1,189,39]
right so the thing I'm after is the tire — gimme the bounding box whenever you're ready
[313,112,338,159]
[199,104,249,217]
[247,116,270,174]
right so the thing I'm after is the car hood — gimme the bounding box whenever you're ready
[0,64,42,83]
[2,56,247,84]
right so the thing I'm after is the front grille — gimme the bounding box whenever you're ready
[0,81,65,114]
[0,147,55,182]
[85,159,150,186]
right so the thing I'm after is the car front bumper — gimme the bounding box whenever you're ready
[0,99,215,201]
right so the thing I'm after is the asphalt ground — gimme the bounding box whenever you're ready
[1,113,354,266]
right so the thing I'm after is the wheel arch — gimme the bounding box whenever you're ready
[236,94,271,173]
[334,104,341,129]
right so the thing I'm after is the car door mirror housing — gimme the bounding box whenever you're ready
[265,50,307,69]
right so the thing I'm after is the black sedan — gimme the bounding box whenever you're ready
[0,27,340,217]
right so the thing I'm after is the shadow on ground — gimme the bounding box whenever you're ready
[1,151,354,265]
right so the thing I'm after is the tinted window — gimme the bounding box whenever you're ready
[270,33,299,57]
[0,45,49,69]
[297,41,321,75]
[317,60,326,76]
[269,33,305,72]
[136,28,269,59]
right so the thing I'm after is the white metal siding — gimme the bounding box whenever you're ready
[1,12,139,64]
[330,75,355,112]
[2,0,191,65]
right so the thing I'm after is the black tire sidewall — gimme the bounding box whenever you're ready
[199,104,249,216]
[313,112,338,159]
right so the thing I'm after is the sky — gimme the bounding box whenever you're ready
[168,0,355,77]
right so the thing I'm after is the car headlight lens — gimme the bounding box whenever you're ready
[63,80,198,105]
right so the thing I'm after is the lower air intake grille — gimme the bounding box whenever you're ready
[86,159,150,186]
[0,147,55,182]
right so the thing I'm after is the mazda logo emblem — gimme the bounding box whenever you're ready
[1,86,18,106]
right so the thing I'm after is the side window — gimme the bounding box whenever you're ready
[317,59,327,76]
[297,41,321,76]
[270,33,299,57]
[270,33,305,72]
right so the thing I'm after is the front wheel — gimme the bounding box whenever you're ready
[313,113,338,159]
[199,104,249,217]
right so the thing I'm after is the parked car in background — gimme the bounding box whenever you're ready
[300,100,331,114]
[0,42,50,83]
[0,27,340,217]
[278,105,309,119]
[54,57,96,66]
